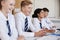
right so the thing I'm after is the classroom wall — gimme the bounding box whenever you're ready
[32,0,60,18]
[15,0,60,18]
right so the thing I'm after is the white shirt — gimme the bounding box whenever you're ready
[15,12,36,37]
[43,18,54,29]
[32,18,54,30]
[32,18,47,31]
[43,18,57,32]
[0,11,18,40]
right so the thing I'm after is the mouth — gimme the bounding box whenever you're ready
[9,8,11,10]
[8,8,12,13]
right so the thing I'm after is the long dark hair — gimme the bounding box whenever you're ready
[0,0,3,10]
[32,8,43,18]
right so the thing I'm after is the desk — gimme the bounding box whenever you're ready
[37,36,60,40]
[25,36,60,40]
[25,30,60,40]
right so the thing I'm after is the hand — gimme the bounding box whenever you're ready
[46,29,55,33]
[34,30,46,37]
[39,30,46,37]
[43,28,55,33]
[52,26,56,28]
[18,36,24,40]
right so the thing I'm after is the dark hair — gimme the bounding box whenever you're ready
[32,8,43,18]
[43,8,49,12]
[21,0,32,8]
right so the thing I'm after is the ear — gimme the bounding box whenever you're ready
[37,13,40,16]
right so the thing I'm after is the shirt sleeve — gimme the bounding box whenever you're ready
[10,15,18,40]
[47,18,54,26]
[32,18,41,32]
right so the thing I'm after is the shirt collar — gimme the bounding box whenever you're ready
[34,18,44,23]
[20,11,27,19]
[34,18,40,23]
[0,11,8,21]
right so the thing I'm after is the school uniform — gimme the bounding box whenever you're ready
[32,18,47,31]
[43,18,57,33]
[43,18,54,29]
[0,11,18,40]
[15,12,36,37]
[32,18,55,31]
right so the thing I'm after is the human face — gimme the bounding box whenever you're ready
[38,10,45,18]
[1,0,15,13]
[22,4,32,16]
[44,11,48,17]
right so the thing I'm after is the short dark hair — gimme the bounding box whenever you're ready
[32,8,43,18]
[21,0,32,8]
[43,8,49,12]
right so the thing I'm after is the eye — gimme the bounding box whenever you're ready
[10,3,15,6]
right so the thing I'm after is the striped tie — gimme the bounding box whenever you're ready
[6,20,11,36]
[24,17,28,32]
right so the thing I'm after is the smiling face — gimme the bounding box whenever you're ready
[1,0,15,13]
[38,10,45,18]
[44,11,48,17]
[22,4,32,16]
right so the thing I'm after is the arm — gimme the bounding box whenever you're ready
[17,36,24,40]
[10,15,18,40]
[32,18,41,32]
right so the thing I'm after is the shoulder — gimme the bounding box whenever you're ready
[15,12,21,17]
[32,18,39,22]
[8,13,14,19]
[33,18,38,21]
[15,12,23,19]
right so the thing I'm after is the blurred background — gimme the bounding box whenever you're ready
[15,0,60,29]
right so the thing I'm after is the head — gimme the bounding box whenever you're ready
[43,8,49,17]
[21,0,32,16]
[0,0,15,13]
[32,8,45,19]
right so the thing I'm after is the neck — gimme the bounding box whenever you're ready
[38,17,42,21]
[21,10,27,16]
[1,8,8,19]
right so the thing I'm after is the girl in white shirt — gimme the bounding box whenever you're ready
[0,0,24,40]
[32,8,55,33]
[32,8,45,31]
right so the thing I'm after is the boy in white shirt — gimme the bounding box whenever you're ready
[15,0,46,37]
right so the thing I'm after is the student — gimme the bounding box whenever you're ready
[0,0,24,40]
[32,8,55,33]
[32,8,47,31]
[15,0,46,37]
[42,8,55,33]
